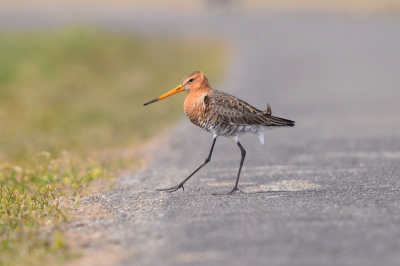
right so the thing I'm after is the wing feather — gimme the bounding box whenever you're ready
[205,90,294,127]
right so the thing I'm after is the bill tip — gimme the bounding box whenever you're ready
[143,98,159,106]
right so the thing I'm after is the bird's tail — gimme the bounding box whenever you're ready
[262,102,295,127]
[267,116,295,127]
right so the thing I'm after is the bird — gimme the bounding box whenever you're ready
[144,71,294,194]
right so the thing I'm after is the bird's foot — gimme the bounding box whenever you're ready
[212,186,244,195]
[156,183,185,193]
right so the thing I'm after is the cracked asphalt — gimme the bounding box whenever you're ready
[2,6,400,266]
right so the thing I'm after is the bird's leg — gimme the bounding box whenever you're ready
[213,141,246,195]
[157,137,217,193]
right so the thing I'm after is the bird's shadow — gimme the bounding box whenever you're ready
[213,189,323,196]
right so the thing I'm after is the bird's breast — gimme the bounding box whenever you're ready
[184,92,209,130]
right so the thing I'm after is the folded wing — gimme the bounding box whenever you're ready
[204,90,295,127]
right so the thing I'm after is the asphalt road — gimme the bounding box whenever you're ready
[3,7,400,266]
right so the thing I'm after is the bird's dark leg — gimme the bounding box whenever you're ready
[157,137,217,193]
[229,141,246,194]
[213,141,246,195]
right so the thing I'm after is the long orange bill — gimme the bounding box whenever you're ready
[143,84,185,106]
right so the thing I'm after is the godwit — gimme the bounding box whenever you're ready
[144,71,294,194]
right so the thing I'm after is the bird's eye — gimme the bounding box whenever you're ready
[188,78,194,83]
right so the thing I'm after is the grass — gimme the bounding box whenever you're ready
[0,27,226,265]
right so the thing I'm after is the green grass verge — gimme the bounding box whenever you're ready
[0,27,226,265]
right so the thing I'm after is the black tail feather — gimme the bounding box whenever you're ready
[267,116,295,127]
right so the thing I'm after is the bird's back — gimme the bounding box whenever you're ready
[184,89,294,137]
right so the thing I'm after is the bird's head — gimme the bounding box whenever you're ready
[143,71,208,106]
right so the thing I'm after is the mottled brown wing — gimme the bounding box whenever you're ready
[205,90,294,127]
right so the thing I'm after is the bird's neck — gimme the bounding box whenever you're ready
[184,87,212,114]
[187,86,212,99]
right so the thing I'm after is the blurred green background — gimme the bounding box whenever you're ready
[0,27,225,163]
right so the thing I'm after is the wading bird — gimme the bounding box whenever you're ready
[144,71,294,194]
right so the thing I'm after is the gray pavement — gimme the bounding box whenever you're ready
[3,7,400,266]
